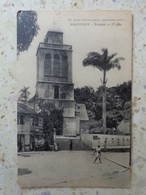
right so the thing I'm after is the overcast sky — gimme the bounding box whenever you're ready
[17,11,132,98]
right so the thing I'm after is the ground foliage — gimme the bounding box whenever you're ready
[74,81,131,132]
[37,100,63,144]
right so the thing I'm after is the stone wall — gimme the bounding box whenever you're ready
[81,133,130,149]
[63,117,77,136]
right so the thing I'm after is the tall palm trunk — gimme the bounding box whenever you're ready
[102,70,106,134]
[24,92,27,104]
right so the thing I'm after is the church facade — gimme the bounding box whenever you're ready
[32,28,89,136]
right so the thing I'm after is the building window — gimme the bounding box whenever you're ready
[54,86,59,99]
[20,115,24,125]
[53,54,60,76]
[44,53,51,75]
[62,55,68,77]
[31,117,39,126]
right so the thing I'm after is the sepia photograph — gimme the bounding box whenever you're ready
[17,10,132,188]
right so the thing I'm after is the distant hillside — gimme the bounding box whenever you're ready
[74,81,131,133]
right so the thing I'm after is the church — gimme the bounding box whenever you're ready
[29,27,89,136]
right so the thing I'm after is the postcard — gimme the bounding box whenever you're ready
[17,10,132,188]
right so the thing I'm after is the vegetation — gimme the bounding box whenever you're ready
[17,11,40,55]
[19,86,30,104]
[74,81,131,134]
[38,100,63,145]
[83,49,124,134]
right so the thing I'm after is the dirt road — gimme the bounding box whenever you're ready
[18,151,130,188]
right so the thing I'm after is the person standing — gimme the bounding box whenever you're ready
[103,138,107,152]
[94,145,102,163]
[54,142,58,151]
[69,139,73,151]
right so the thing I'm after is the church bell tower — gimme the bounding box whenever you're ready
[35,27,77,136]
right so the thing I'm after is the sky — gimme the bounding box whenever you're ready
[17,11,132,98]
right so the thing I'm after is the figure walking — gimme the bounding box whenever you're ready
[94,145,102,163]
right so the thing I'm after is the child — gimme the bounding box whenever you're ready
[94,145,102,163]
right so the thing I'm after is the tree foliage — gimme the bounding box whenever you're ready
[49,110,63,135]
[74,86,95,110]
[74,81,131,132]
[17,11,40,55]
[19,86,30,103]
[37,100,56,116]
[83,49,124,71]
[37,100,64,140]
[83,48,124,134]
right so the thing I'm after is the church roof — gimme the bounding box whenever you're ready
[28,95,36,103]
[48,27,63,33]
[117,120,130,135]
[17,102,36,114]
[76,103,89,121]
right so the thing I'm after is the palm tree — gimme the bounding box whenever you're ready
[83,48,124,134]
[19,86,30,104]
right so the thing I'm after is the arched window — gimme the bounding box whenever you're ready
[53,54,60,76]
[44,53,51,75]
[62,55,68,77]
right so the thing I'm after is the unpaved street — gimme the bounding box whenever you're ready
[18,151,130,188]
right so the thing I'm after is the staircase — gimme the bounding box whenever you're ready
[56,137,90,151]
[72,139,90,150]
[56,138,70,150]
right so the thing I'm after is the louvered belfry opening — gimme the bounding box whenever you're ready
[62,55,68,78]
[44,53,51,75]
[53,54,60,76]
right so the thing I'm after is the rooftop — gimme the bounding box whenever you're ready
[36,42,72,55]
[75,103,89,121]
[17,102,36,114]
[48,27,63,33]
